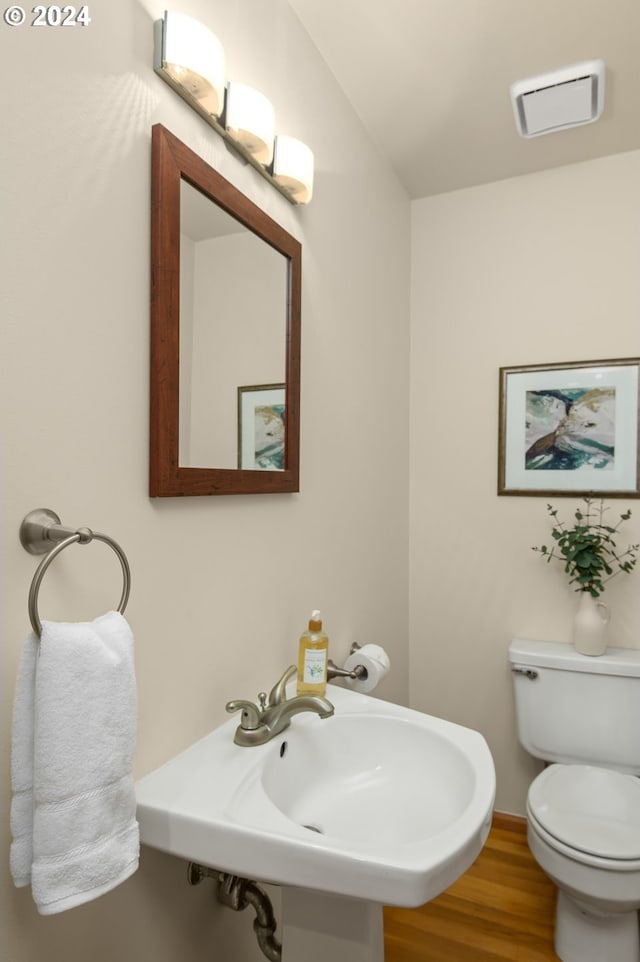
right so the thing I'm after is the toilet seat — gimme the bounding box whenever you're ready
[528,764,640,860]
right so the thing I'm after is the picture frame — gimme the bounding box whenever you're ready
[238,384,286,471]
[498,358,640,497]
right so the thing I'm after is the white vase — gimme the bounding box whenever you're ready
[571,591,610,656]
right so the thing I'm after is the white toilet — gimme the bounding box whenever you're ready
[509,638,640,962]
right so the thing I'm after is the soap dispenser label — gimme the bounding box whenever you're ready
[303,649,327,683]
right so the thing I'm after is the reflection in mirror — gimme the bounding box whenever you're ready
[179,181,288,469]
[150,124,301,497]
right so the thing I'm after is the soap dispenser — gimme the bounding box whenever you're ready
[296,610,329,696]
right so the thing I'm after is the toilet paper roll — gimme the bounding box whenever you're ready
[343,644,390,693]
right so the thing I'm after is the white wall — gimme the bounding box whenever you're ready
[0,1,410,959]
[409,151,640,814]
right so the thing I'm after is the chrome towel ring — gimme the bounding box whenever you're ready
[20,508,131,638]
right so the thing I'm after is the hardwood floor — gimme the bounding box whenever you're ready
[384,814,560,962]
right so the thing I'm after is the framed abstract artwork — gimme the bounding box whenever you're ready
[498,358,640,497]
[238,384,286,471]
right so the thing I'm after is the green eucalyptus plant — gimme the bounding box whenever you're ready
[532,497,639,598]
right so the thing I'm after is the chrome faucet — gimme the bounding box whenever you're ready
[226,665,334,747]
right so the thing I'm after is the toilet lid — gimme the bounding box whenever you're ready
[528,764,640,860]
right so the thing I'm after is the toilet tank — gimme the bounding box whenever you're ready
[509,638,640,775]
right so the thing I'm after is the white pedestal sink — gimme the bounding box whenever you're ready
[136,685,495,958]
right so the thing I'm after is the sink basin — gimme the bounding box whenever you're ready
[136,685,495,907]
[260,713,476,845]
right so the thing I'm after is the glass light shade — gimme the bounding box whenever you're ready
[225,82,275,166]
[272,135,314,204]
[160,12,225,118]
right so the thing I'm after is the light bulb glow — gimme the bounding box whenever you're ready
[272,135,314,204]
[225,82,275,166]
[161,12,225,118]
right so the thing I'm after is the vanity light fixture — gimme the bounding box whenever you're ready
[153,11,314,204]
[154,11,226,119]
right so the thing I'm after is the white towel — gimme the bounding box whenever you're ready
[10,611,139,915]
[10,633,38,887]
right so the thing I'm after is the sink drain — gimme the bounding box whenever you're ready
[302,823,324,835]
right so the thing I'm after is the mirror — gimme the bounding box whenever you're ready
[150,124,301,496]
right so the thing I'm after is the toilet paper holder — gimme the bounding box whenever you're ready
[327,643,368,681]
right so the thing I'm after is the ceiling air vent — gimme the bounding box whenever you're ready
[510,60,605,138]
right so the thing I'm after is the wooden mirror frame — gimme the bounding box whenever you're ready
[150,124,301,496]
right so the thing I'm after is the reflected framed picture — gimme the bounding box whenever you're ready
[498,358,640,497]
[238,384,286,471]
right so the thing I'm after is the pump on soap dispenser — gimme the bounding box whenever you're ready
[296,610,329,696]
